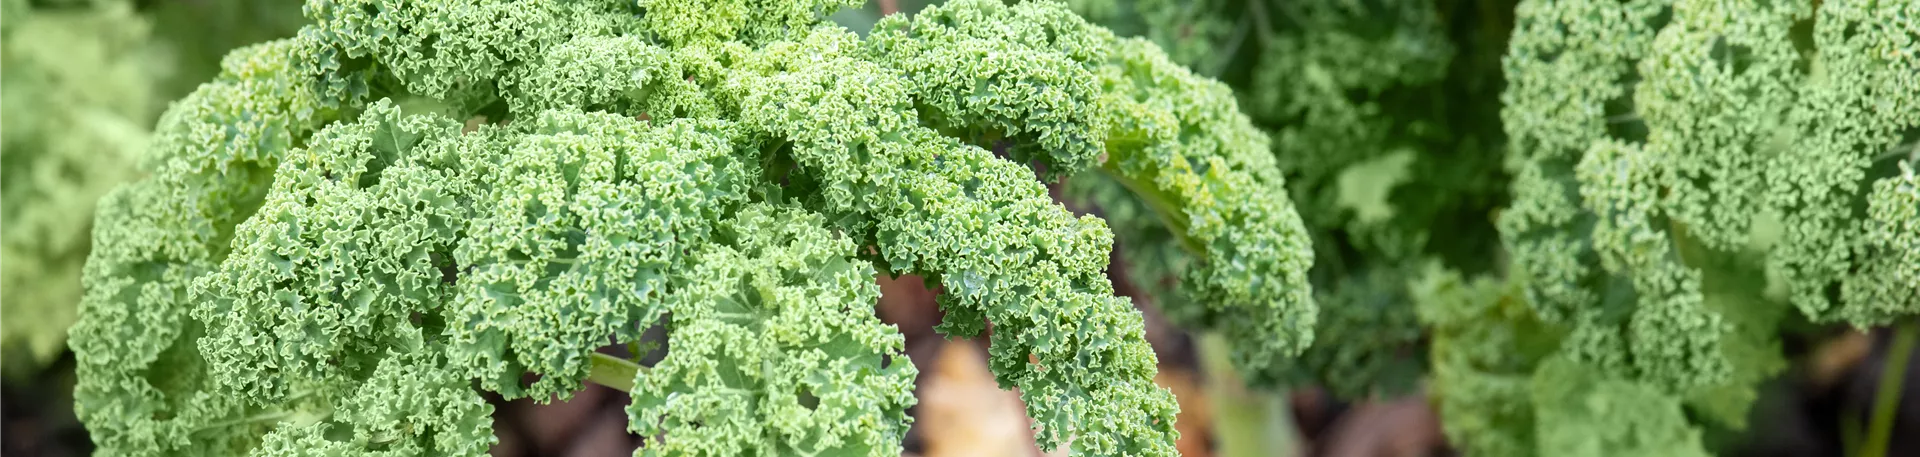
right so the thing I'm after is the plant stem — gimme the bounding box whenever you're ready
[1199,333,1297,457]
[587,352,642,391]
[1842,408,1862,457]
[1862,319,1918,457]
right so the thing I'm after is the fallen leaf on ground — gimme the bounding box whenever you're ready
[1319,392,1444,457]
[1157,366,1212,457]
[918,340,1045,457]
[1812,331,1872,388]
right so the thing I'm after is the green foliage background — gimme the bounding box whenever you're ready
[1,0,305,377]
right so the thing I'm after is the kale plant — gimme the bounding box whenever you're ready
[1426,0,1920,454]
[65,0,1316,455]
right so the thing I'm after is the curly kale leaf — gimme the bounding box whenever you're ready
[1413,266,1714,457]
[1095,35,1318,372]
[444,112,759,399]
[69,38,344,456]
[727,22,1180,453]
[1501,0,1917,390]
[1464,0,1920,452]
[1412,267,1544,457]
[628,204,917,456]
[902,1,1324,380]
[1500,0,1712,393]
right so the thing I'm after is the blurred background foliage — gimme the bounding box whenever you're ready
[3,1,304,453]
[2,0,306,379]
